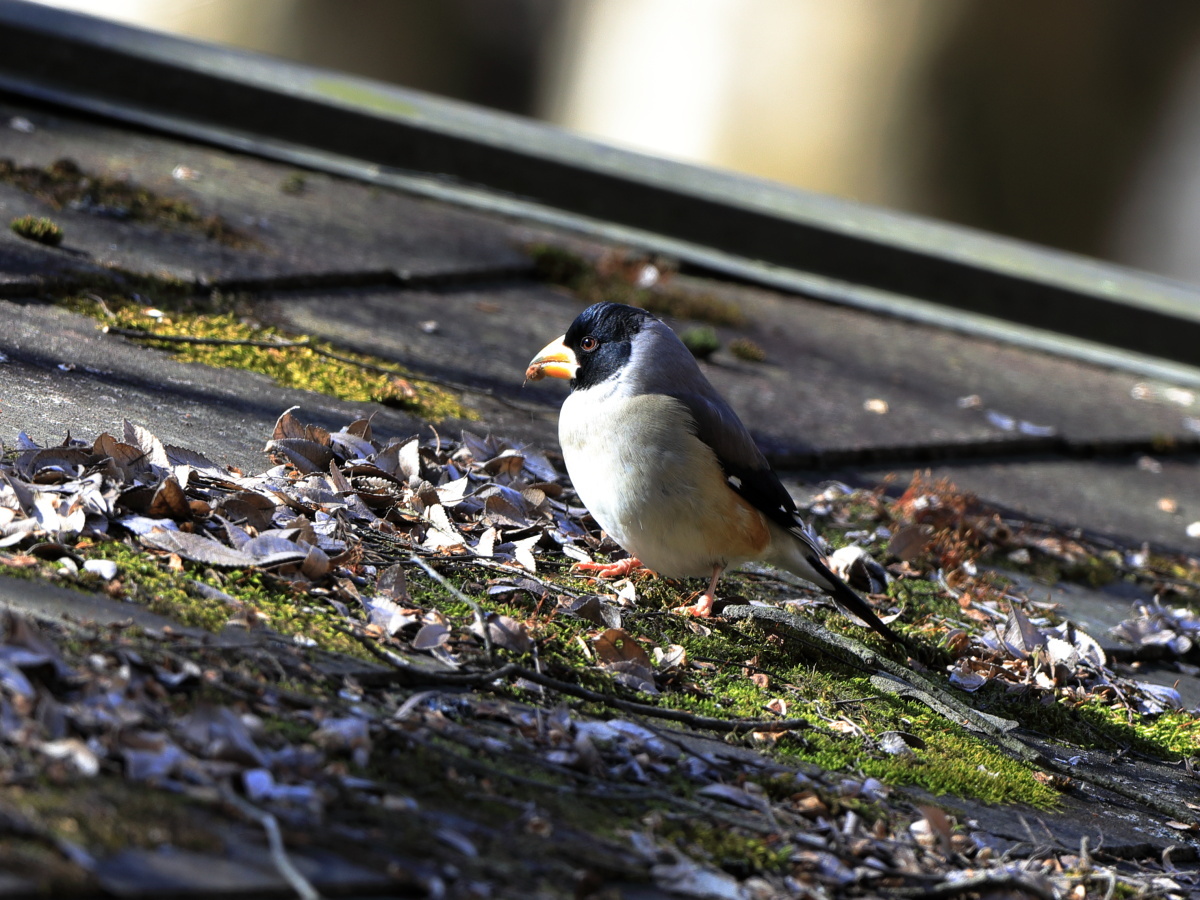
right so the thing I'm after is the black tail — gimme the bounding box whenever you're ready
[807,554,901,644]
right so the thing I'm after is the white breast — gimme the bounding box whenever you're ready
[559,388,753,578]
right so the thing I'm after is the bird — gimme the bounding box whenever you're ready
[525,300,900,643]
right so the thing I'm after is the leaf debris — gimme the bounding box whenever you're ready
[0,418,1194,894]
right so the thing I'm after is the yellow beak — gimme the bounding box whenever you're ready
[525,335,577,382]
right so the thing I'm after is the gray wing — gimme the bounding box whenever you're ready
[674,386,900,642]
[668,387,822,550]
[624,318,817,545]
[635,323,899,642]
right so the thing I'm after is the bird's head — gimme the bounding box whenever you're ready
[525,302,652,390]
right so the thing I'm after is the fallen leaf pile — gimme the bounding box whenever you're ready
[0,413,1195,896]
[809,477,1198,716]
[1115,598,1200,657]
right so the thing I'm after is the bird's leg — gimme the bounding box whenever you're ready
[676,564,724,617]
[573,556,645,579]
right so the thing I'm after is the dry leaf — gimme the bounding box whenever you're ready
[474,614,532,654]
[594,628,651,667]
[887,524,930,561]
[376,564,410,603]
[412,622,452,651]
[140,529,257,567]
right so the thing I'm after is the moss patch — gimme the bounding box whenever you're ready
[11,779,223,856]
[81,541,368,659]
[530,244,744,326]
[659,820,792,877]
[667,632,1058,807]
[729,337,766,362]
[1075,699,1200,759]
[65,290,473,421]
[10,214,64,246]
[399,558,1059,808]
[680,325,720,359]
[0,157,253,248]
[280,172,308,195]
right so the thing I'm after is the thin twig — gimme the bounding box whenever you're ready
[220,788,321,900]
[332,622,419,670]
[408,553,494,661]
[362,642,812,734]
[892,872,1056,900]
[444,556,589,597]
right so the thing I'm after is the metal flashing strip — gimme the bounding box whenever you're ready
[0,0,1198,380]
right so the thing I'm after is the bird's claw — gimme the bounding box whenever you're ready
[674,592,715,618]
[572,556,645,579]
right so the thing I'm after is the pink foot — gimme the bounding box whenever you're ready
[674,592,715,617]
[672,564,723,618]
[573,556,645,579]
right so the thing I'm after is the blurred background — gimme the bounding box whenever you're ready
[29,0,1200,287]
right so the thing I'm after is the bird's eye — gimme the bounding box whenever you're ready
[579,335,599,352]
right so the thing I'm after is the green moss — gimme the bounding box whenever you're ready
[729,337,766,362]
[456,565,1058,807]
[82,528,1062,809]
[862,720,1055,806]
[0,558,49,584]
[0,834,88,893]
[10,214,63,246]
[366,730,648,854]
[81,542,227,632]
[11,779,223,855]
[659,820,791,876]
[1151,434,1178,453]
[69,516,1060,815]
[891,577,963,622]
[626,606,1053,806]
[1074,698,1200,759]
[527,243,592,287]
[68,293,473,421]
[259,716,317,745]
[680,326,720,359]
[280,172,308,195]
[82,541,367,659]
[643,290,744,328]
[309,78,420,118]
[0,157,252,248]
[1152,555,1200,588]
[972,686,1200,764]
[529,243,744,326]
[791,698,1055,807]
